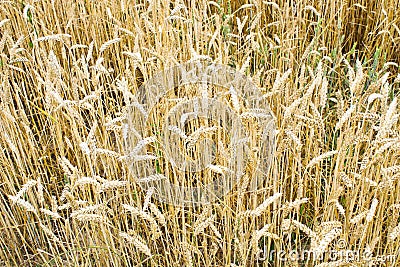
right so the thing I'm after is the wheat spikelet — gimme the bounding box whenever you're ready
[15,179,37,198]
[304,5,320,16]
[182,241,194,266]
[99,180,128,192]
[59,157,77,177]
[99,38,121,53]
[9,57,29,64]
[170,3,188,15]
[350,211,368,224]
[39,223,60,242]
[37,177,44,204]
[0,19,10,28]
[209,222,222,239]
[95,148,121,158]
[339,172,354,188]
[375,139,398,155]
[391,72,400,84]
[79,142,91,155]
[335,105,356,131]
[272,68,292,92]
[186,126,218,148]
[3,132,18,153]
[73,213,108,223]
[86,121,97,151]
[70,204,105,218]
[349,59,365,95]
[122,204,160,237]
[282,198,309,217]
[364,177,378,187]
[74,177,101,189]
[229,86,241,112]
[366,198,379,222]
[306,150,338,169]
[50,196,58,212]
[142,187,155,212]
[194,214,215,235]
[377,97,397,139]
[35,34,71,43]
[22,4,34,21]
[207,164,231,175]
[389,224,400,241]
[119,231,152,257]
[240,110,272,120]
[368,93,384,105]
[360,156,369,170]
[319,77,328,109]
[59,183,72,202]
[334,200,346,216]
[7,64,25,73]
[120,153,157,162]
[131,136,157,155]
[180,111,198,125]
[69,44,88,50]
[313,227,341,254]
[167,125,187,139]
[104,116,126,127]
[245,192,282,216]
[251,223,279,250]
[8,195,36,213]
[40,208,62,219]
[148,203,166,226]
[118,27,134,36]
[122,51,143,62]
[285,129,302,147]
[137,174,167,183]
[291,219,318,239]
[283,97,303,120]
[86,40,94,62]
[239,56,251,74]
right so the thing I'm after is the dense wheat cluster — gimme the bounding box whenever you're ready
[0,0,399,266]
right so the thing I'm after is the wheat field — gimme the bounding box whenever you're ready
[0,0,399,266]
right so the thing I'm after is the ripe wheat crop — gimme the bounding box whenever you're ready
[0,0,399,266]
